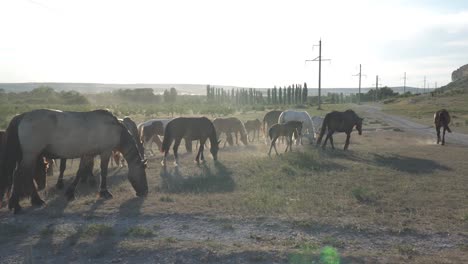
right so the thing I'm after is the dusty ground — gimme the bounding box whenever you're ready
[1,105,468,264]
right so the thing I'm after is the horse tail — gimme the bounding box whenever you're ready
[161,124,172,153]
[316,114,329,145]
[0,114,24,200]
[444,111,452,133]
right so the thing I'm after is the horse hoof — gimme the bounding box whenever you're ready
[99,190,113,199]
[161,160,166,166]
[56,180,64,190]
[174,161,179,166]
[31,197,45,207]
[65,189,76,201]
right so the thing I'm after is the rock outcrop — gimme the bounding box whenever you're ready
[451,64,468,82]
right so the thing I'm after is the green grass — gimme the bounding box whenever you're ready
[124,226,155,238]
[82,224,115,237]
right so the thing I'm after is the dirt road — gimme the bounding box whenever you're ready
[358,104,468,146]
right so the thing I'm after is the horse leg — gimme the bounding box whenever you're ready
[173,138,182,166]
[195,139,206,164]
[10,157,37,213]
[329,133,335,150]
[268,137,277,156]
[65,162,85,201]
[442,126,446,145]
[436,126,441,144]
[161,138,174,166]
[98,152,113,199]
[56,158,67,190]
[322,131,332,149]
[344,133,351,150]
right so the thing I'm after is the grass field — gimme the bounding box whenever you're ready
[1,105,468,263]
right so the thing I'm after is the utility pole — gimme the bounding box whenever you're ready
[423,76,426,94]
[305,39,331,110]
[352,64,366,105]
[372,75,382,102]
[402,72,407,93]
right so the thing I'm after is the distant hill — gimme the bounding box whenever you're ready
[0,82,420,96]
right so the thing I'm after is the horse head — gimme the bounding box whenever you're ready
[127,159,148,197]
[356,117,363,135]
[210,140,221,161]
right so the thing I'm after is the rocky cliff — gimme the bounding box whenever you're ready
[451,64,468,82]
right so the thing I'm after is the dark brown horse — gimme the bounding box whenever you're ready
[434,109,452,145]
[213,117,248,147]
[268,121,303,156]
[263,110,283,141]
[316,110,363,150]
[161,117,220,166]
[244,119,262,142]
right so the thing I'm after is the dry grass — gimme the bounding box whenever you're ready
[1,106,468,263]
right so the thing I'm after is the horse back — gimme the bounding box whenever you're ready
[166,117,215,140]
[18,109,122,158]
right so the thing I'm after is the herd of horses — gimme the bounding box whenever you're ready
[0,107,452,214]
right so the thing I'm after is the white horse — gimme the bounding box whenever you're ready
[278,110,316,144]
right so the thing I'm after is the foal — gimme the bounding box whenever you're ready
[434,109,452,145]
[268,121,303,156]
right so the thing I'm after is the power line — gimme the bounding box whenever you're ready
[305,39,331,110]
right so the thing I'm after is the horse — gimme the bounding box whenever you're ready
[263,110,283,142]
[278,110,316,144]
[311,116,324,138]
[54,116,144,192]
[0,109,148,214]
[268,121,303,156]
[213,117,248,147]
[316,109,363,150]
[138,119,171,155]
[161,117,220,166]
[244,119,262,142]
[434,109,452,145]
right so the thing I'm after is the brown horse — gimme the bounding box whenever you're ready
[268,121,303,156]
[316,110,363,150]
[213,117,248,147]
[0,109,148,214]
[434,109,452,145]
[161,117,220,166]
[244,119,262,142]
[263,110,283,141]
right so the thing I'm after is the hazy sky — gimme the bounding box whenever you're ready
[1,0,468,88]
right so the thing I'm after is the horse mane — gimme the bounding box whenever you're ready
[118,122,144,165]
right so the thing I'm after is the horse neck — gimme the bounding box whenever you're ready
[208,127,218,146]
[119,128,142,166]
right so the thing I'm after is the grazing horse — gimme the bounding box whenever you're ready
[316,110,363,150]
[213,117,248,147]
[0,109,148,214]
[268,121,303,156]
[244,119,262,142]
[434,109,452,145]
[138,119,171,155]
[161,117,220,166]
[54,116,144,191]
[263,110,283,142]
[278,110,316,144]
